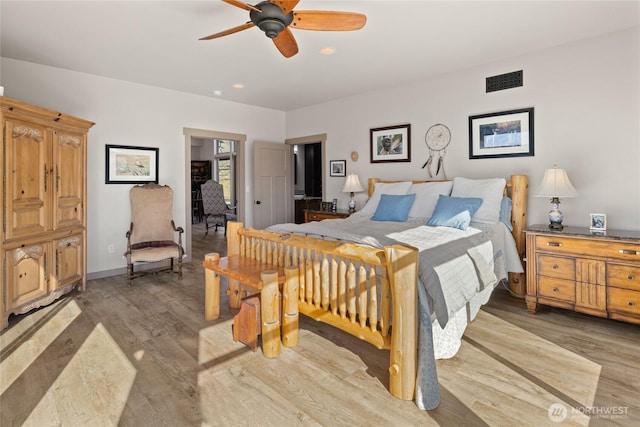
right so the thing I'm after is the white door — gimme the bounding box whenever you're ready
[253,141,293,229]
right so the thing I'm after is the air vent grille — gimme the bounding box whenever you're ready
[486,70,523,93]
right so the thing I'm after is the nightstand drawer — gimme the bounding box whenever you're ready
[607,264,640,292]
[304,210,350,222]
[608,287,640,316]
[535,235,640,261]
[537,255,575,280]
[538,277,575,302]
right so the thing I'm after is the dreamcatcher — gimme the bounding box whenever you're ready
[422,124,451,179]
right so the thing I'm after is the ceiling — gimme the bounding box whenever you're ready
[2,1,639,111]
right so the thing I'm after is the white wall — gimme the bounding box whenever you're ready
[286,28,640,231]
[1,58,285,276]
[1,27,638,278]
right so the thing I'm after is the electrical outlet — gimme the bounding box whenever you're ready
[107,244,115,253]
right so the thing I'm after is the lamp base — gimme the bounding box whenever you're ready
[348,193,356,212]
[548,197,564,231]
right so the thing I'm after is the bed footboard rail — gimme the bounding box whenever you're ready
[225,221,418,400]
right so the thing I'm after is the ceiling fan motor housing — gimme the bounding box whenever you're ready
[250,1,294,38]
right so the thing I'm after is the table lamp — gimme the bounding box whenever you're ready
[535,166,578,230]
[341,174,364,212]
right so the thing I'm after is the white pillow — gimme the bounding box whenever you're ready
[360,181,412,214]
[407,181,453,219]
[450,177,506,224]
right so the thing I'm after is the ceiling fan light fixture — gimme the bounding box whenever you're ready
[250,1,293,39]
[258,19,285,38]
[320,47,335,55]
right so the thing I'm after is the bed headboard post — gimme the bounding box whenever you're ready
[508,175,528,262]
[368,178,380,197]
[508,174,528,298]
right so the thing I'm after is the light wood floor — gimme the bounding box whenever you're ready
[1,222,639,426]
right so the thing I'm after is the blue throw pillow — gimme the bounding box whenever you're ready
[427,195,483,230]
[500,196,513,231]
[371,193,416,222]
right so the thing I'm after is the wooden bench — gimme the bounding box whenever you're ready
[203,253,299,357]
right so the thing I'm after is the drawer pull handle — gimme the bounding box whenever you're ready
[552,265,559,270]
[628,275,634,281]
[628,302,636,308]
[552,287,559,293]
[547,242,563,247]
[619,249,639,255]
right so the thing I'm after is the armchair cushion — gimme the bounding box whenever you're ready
[129,184,176,243]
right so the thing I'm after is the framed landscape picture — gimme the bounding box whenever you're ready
[370,124,411,163]
[106,145,159,184]
[469,108,534,159]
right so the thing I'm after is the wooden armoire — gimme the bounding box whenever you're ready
[1,97,94,329]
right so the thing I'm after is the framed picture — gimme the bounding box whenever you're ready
[370,124,411,163]
[590,213,607,231]
[105,145,159,184]
[469,108,534,159]
[329,160,346,177]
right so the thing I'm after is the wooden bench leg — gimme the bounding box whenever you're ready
[260,270,281,358]
[227,279,243,309]
[204,253,220,321]
[282,266,299,348]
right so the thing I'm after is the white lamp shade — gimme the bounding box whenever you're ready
[535,168,578,198]
[342,174,364,193]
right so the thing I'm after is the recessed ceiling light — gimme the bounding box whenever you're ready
[212,90,222,96]
[233,83,244,89]
[320,47,335,55]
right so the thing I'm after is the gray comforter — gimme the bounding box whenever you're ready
[268,212,521,410]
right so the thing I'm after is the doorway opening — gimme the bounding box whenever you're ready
[286,134,326,224]
[184,128,246,262]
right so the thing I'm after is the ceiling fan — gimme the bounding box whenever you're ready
[200,0,367,58]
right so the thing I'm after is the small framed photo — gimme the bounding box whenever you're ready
[370,124,411,163]
[106,145,159,184]
[329,160,346,177]
[590,213,607,231]
[469,108,534,159]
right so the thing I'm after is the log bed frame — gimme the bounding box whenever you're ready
[203,175,528,401]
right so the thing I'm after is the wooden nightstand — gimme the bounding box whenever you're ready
[304,209,351,223]
[525,224,640,324]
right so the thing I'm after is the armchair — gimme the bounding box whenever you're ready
[200,179,237,236]
[125,183,184,285]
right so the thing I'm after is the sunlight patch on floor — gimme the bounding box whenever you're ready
[23,322,136,427]
[437,310,597,426]
[198,319,245,366]
[0,300,81,395]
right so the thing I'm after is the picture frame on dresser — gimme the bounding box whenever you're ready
[106,145,159,184]
[590,213,607,231]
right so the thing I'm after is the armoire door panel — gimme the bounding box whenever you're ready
[5,243,51,310]
[4,120,50,239]
[53,131,85,229]
[53,235,84,290]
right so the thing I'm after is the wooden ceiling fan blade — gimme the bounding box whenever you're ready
[272,28,298,58]
[269,0,300,14]
[199,22,255,40]
[290,11,367,31]
[223,0,261,13]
